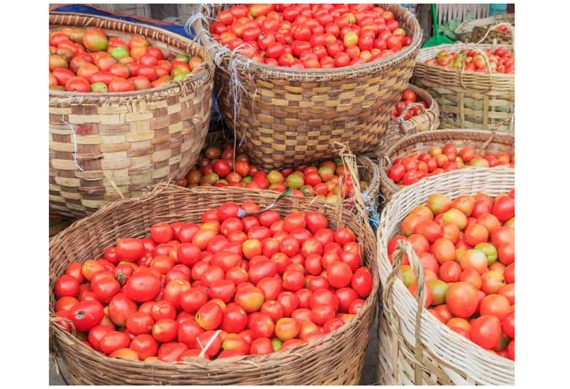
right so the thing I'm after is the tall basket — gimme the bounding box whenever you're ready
[49,12,214,218]
[194,4,422,170]
[413,43,514,133]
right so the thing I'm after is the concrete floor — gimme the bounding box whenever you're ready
[49,319,379,385]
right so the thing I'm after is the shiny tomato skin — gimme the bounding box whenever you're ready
[470,315,502,349]
[125,270,162,302]
[116,238,145,262]
[69,300,105,332]
[55,275,80,298]
[100,331,131,354]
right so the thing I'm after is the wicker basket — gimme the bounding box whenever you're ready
[49,184,379,385]
[382,84,440,155]
[193,4,422,170]
[378,129,514,202]
[455,14,515,44]
[412,43,514,133]
[49,13,215,219]
[377,167,515,385]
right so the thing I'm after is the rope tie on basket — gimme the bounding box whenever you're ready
[198,329,221,359]
[383,240,427,385]
[459,46,493,91]
[103,171,125,200]
[334,142,370,225]
[60,116,84,172]
[184,12,215,43]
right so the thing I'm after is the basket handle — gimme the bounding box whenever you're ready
[459,46,493,92]
[383,240,426,384]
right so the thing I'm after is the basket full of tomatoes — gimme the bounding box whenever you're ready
[180,141,379,208]
[381,85,440,154]
[455,14,515,45]
[49,12,214,219]
[193,4,422,170]
[412,43,514,133]
[379,129,514,202]
[49,183,379,385]
[377,167,514,385]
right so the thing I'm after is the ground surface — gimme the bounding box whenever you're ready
[49,319,379,385]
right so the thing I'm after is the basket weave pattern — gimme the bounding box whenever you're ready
[376,168,515,385]
[49,184,379,385]
[196,4,422,170]
[383,84,440,154]
[378,129,514,202]
[412,43,514,133]
[49,13,214,219]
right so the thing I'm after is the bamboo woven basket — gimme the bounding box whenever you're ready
[455,14,515,44]
[49,12,214,219]
[378,129,514,202]
[382,84,440,154]
[412,43,514,133]
[193,4,422,170]
[49,183,379,385]
[377,167,515,385]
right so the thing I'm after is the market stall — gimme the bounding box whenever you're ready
[48,3,515,385]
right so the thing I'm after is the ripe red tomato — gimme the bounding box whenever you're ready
[69,300,104,332]
[446,282,479,318]
[470,315,502,349]
[125,270,162,302]
[55,275,80,298]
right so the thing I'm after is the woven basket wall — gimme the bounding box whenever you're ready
[455,14,515,44]
[49,13,214,219]
[412,43,514,133]
[377,167,515,385]
[378,129,514,202]
[49,184,379,385]
[194,4,422,170]
[382,84,440,156]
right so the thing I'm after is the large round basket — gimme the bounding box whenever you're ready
[49,184,379,385]
[377,168,515,385]
[455,14,515,44]
[412,43,514,133]
[49,13,214,219]
[378,129,514,202]
[382,84,440,155]
[194,4,422,170]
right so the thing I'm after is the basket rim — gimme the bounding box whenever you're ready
[455,13,515,35]
[379,129,515,195]
[49,12,214,102]
[50,183,379,369]
[194,4,422,80]
[415,42,514,80]
[377,168,515,384]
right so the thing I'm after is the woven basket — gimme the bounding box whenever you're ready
[378,129,514,203]
[49,12,214,219]
[377,167,515,385]
[382,84,440,155]
[412,43,514,133]
[49,183,379,385]
[194,4,422,170]
[455,14,515,44]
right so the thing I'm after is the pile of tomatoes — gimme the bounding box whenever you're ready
[388,190,514,360]
[49,28,204,93]
[211,4,412,69]
[387,144,515,188]
[182,142,369,203]
[390,89,428,120]
[52,202,373,362]
[425,48,514,74]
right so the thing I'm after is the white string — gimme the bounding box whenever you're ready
[198,329,221,358]
[60,116,84,172]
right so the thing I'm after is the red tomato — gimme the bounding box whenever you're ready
[470,315,502,349]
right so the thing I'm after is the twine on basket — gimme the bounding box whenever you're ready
[60,116,84,172]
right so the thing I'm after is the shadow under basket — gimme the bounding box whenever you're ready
[49,184,379,385]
